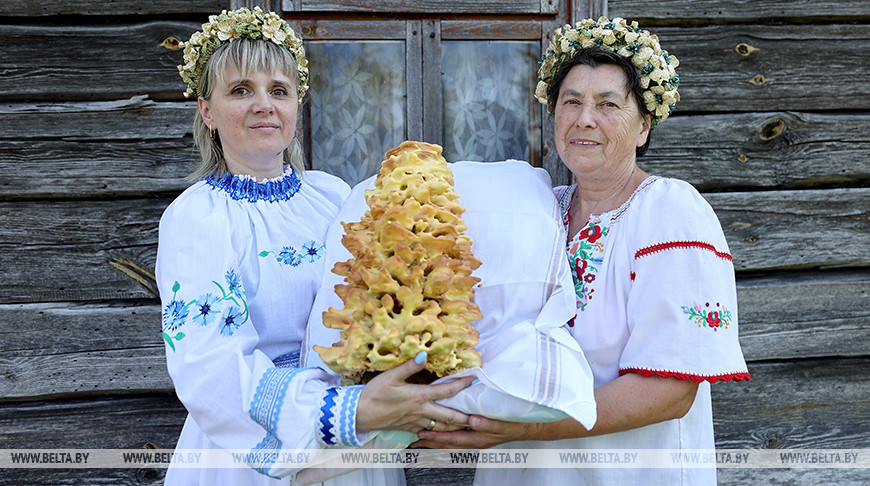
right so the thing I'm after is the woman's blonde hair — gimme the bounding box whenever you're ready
[188,37,305,182]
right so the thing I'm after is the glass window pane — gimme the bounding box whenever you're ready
[441,41,538,163]
[307,41,406,185]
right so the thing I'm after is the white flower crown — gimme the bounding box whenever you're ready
[177,7,309,101]
[536,17,680,128]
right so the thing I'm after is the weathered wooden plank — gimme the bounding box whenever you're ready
[709,188,870,271]
[0,97,192,141]
[0,98,194,199]
[712,358,870,450]
[0,394,185,450]
[234,0,282,12]
[718,469,870,486]
[0,396,180,486]
[406,468,870,486]
[3,269,866,399]
[3,360,868,485]
[640,112,870,191]
[0,139,193,199]
[295,0,545,14]
[6,105,862,198]
[653,24,870,112]
[0,22,199,101]
[610,0,870,21]
[1,303,161,357]
[441,20,542,40]
[0,302,168,401]
[736,271,870,362]
[9,101,823,197]
[4,22,869,112]
[571,0,606,22]
[0,0,225,16]
[296,19,406,40]
[0,189,867,305]
[0,199,165,304]
[406,20,424,142]
[421,20,443,146]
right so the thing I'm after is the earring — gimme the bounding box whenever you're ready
[210,127,216,139]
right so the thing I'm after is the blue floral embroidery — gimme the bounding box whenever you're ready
[160,282,188,351]
[161,268,251,352]
[191,293,220,327]
[301,241,325,263]
[278,246,302,267]
[225,269,244,299]
[162,298,188,333]
[206,169,302,203]
[220,305,244,337]
[259,241,325,267]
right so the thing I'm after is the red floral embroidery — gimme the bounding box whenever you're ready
[706,311,721,329]
[683,302,732,331]
[620,367,750,383]
[635,240,733,262]
[579,224,604,244]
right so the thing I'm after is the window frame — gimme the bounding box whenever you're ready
[230,0,601,184]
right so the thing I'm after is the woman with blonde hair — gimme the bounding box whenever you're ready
[156,8,471,485]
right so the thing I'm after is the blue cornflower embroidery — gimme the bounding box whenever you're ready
[301,241,324,263]
[162,299,188,332]
[192,293,221,327]
[161,281,188,351]
[161,268,251,352]
[220,306,243,337]
[225,269,244,299]
[259,240,325,267]
[278,246,302,267]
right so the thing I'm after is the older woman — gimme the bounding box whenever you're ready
[156,8,471,485]
[416,17,750,485]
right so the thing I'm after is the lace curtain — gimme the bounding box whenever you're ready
[307,40,537,185]
[441,40,537,163]
[307,41,406,185]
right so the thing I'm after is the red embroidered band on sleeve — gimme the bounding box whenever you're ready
[635,241,733,262]
[620,367,750,383]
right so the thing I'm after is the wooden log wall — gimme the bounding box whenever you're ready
[1,1,868,485]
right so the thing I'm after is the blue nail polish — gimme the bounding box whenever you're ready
[415,351,427,365]
[471,379,480,386]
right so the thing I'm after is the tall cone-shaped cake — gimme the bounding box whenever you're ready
[314,141,483,384]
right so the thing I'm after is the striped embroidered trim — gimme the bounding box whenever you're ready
[620,367,751,383]
[248,367,306,477]
[635,241,733,262]
[272,352,300,368]
[317,385,364,447]
[318,388,338,446]
[531,332,560,407]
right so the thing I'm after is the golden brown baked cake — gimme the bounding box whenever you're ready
[314,141,483,384]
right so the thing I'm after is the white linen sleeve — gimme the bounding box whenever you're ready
[156,195,363,480]
[620,180,750,382]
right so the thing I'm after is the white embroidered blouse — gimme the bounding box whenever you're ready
[474,176,750,486]
[156,168,391,484]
